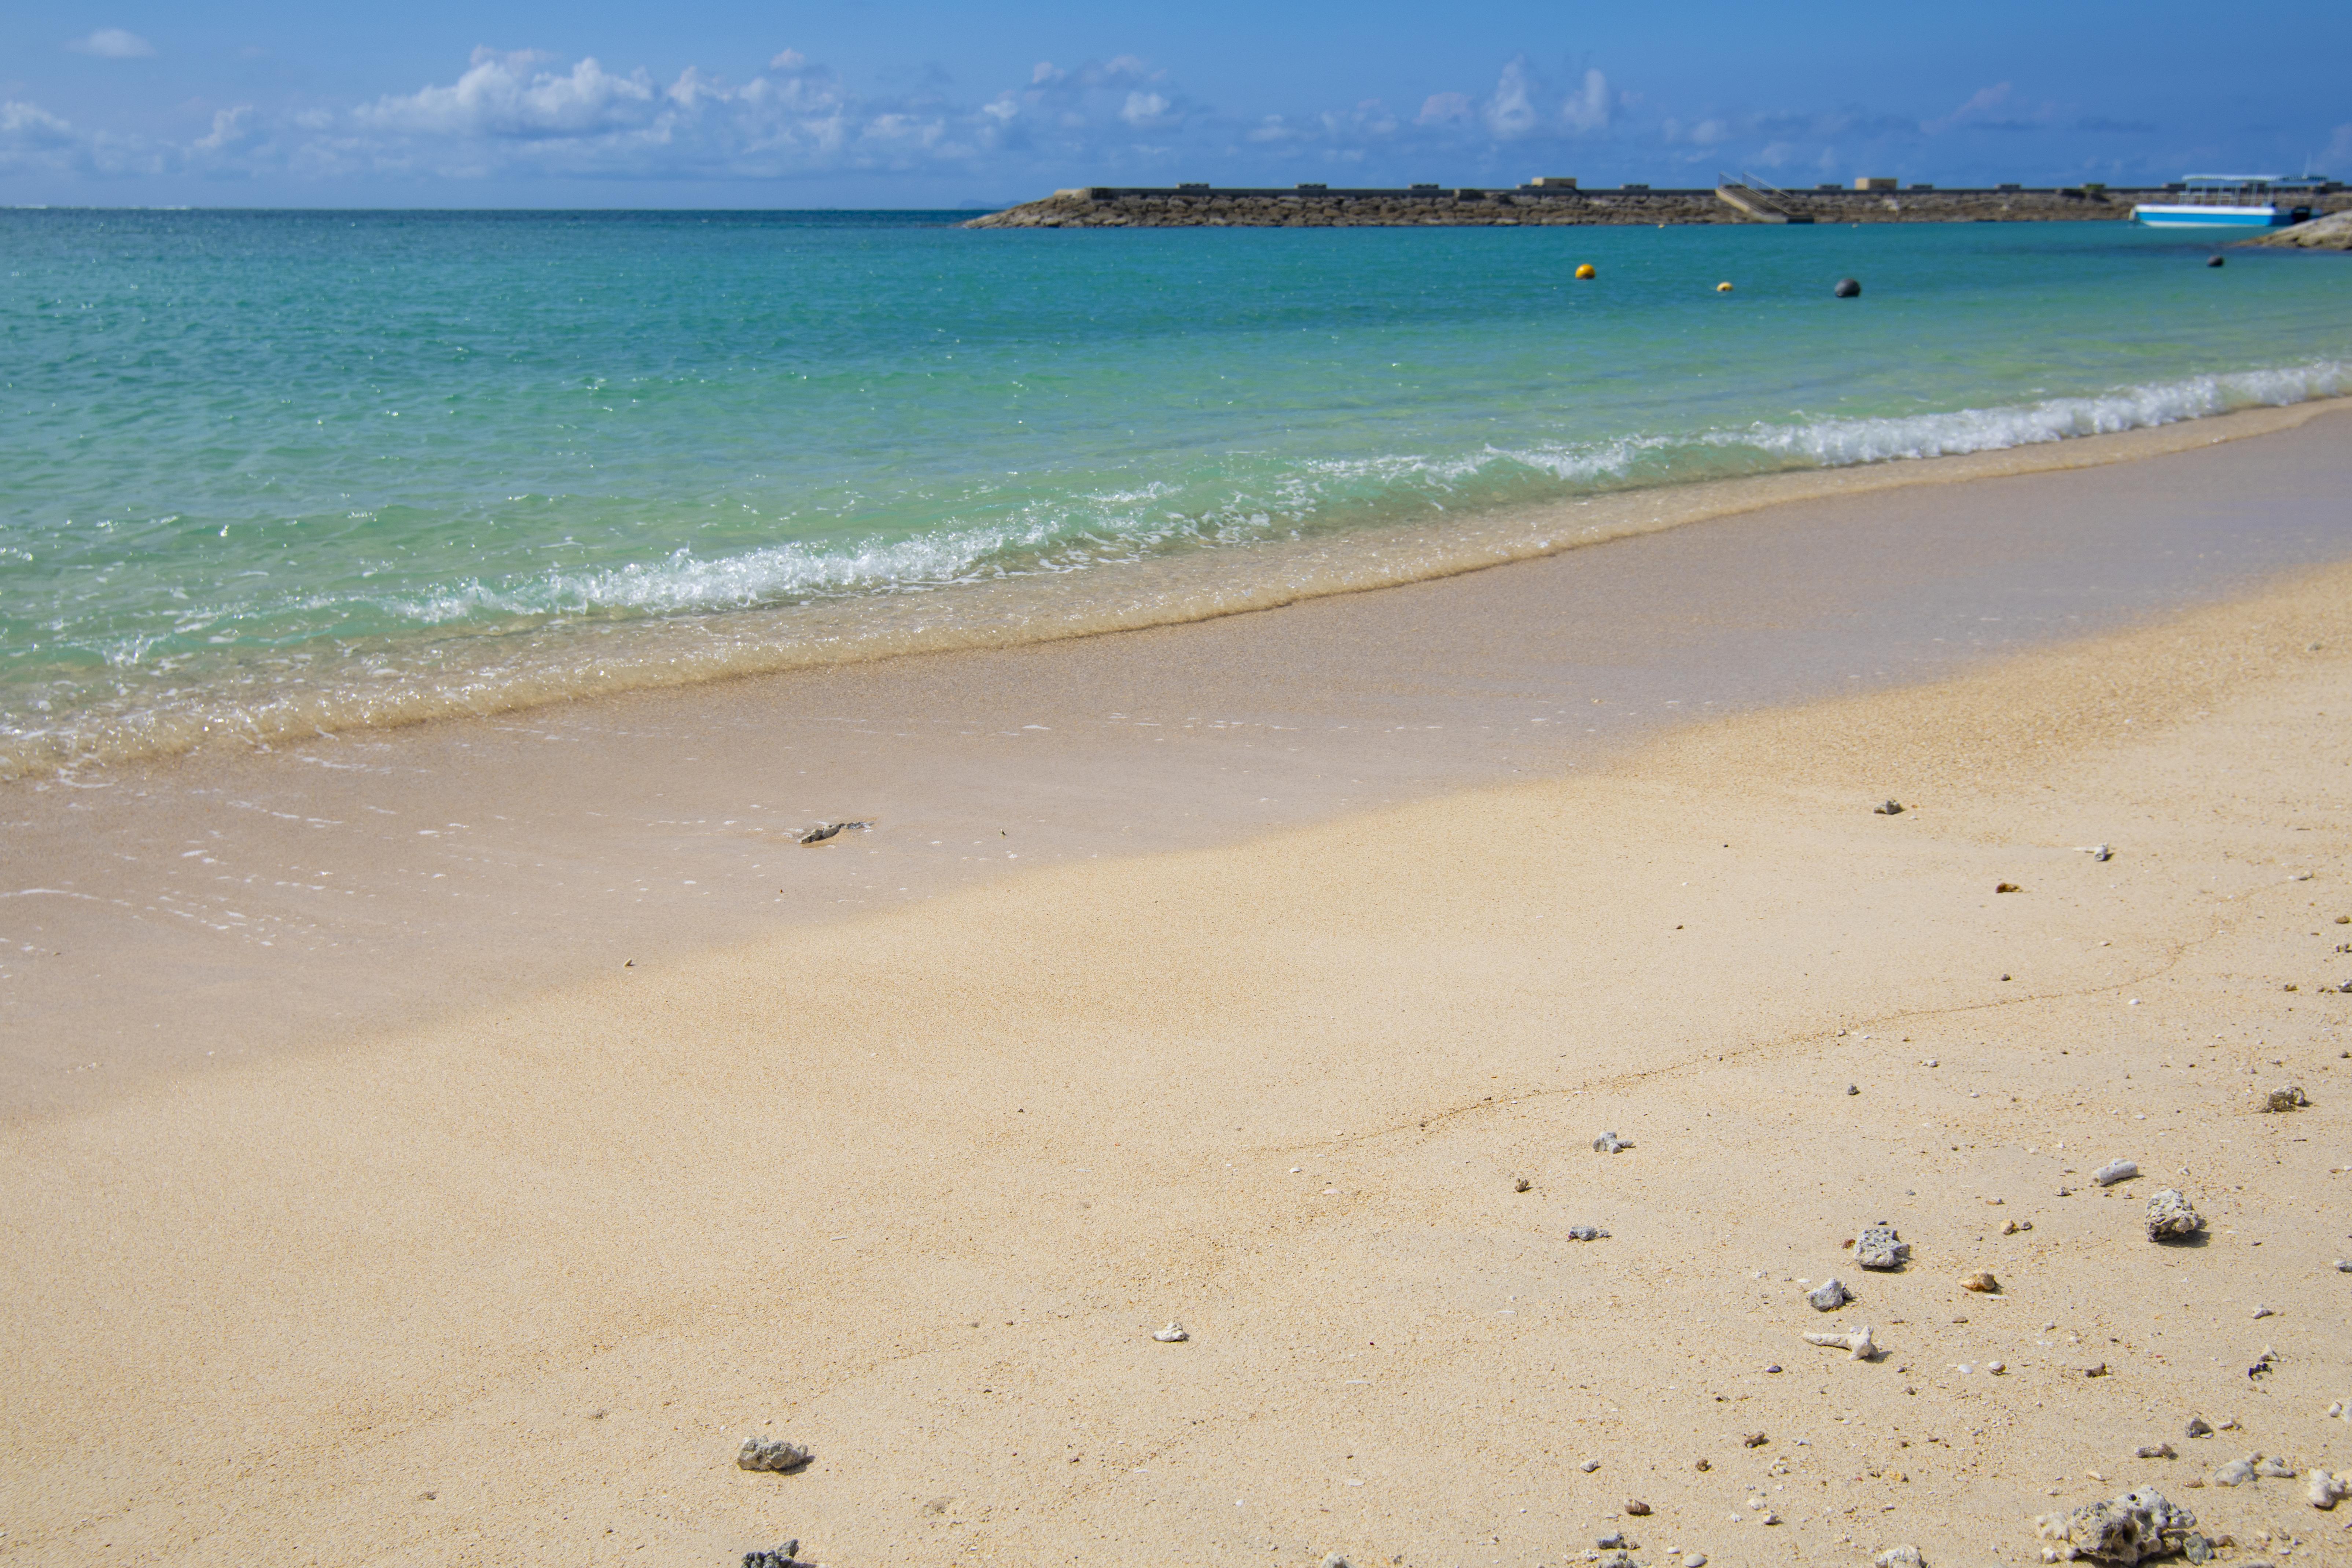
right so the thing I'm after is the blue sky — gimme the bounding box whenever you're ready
[5,1,2348,207]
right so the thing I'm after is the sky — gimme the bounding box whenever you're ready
[4,1,2349,208]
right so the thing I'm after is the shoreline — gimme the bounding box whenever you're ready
[5,402,2352,1123]
[7,393,2346,784]
[4,527,2350,1564]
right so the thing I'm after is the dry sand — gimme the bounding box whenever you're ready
[6,529,2352,1563]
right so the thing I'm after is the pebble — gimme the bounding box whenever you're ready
[2146,1189,2205,1241]
[1626,1499,1653,1516]
[736,1437,814,1473]
[2085,1363,2110,1378]
[1806,1278,1850,1311]
[1151,1321,1190,1343]
[2309,1470,2349,1509]
[2334,1260,2351,1273]
[1567,1224,1611,1241]
[1322,1555,1352,1568]
[1804,1325,1878,1359]
[1582,1458,1602,1472]
[1597,1532,1629,1550]
[1961,1270,2001,1293]
[1874,799,1904,815]
[2213,1459,2256,1487]
[2263,1086,2308,1112]
[1847,1084,1861,1096]
[1594,1132,1633,1154]
[1742,1431,1768,1448]
[2092,1159,2139,1186]
[2138,1444,2179,1460]
[2002,1218,2035,1235]
[1876,1549,1925,1568]
[2187,1417,2215,1438]
[1514,1177,1533,1192]
[1855,1225,1910,1271]
[1987,1360,2007,1374]
[1683,1554,1708,1568]
[2255,1456,2297,1479]
[743,1541,806,1568]
[2252,1304,2274,1319]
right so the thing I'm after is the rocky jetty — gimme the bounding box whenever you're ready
[966,184,2175,229]
[2245,209,2352,249]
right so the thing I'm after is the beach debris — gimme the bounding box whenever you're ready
[2336,1260,2351,1272]
[1694,1457,1711,1471]
[1804,1325,1879,1359]
[2154,1189,2201,1241]
[1962,1270,2001,1293]
[1998,882,2022,894]
[1593,1131,1632,1154]
[1582,1458,1603,1472]
[1989,1360,2007,1374]
[2249,1349,2276,1380]
[1834,277,1863,299]
[2212,1460,2256,1487]
[2255,1456,2297,1479]
[2093,1160,2139,1187]
[2037,1486,2198,1563]
[1874,799,1905,815]
[1876,1548,1924,1568]
[2146,1189,2203,1241]
[743,1541,810,1568]
[1683,1554,1709,1568]
[1807,1278,1851,1311]
[1151,1320,1190,1342]
[2139,1444,2179,1460]
[1743,1431,1768,1448]
[2080,844,2114,862]
[1322,1554,1352,1568]
[1847,1083,1861,1096]
[2308,1470,2349,1509]
[1599,1532,1631,1549]
[736,1437,814,1473]
[2003,1218,2035,1234]
[1567,1224,1611,1241]
[1514,1176,1533,1192]
[1626,1499,1653,1516]
[2262,1086,2307,1112]
[2085,1363,2110,1378]
[1855,1225,1911,1270]
[2187,1417,2214,1439]
[2181,1536,2213,1565]
[1595,1553,1643,1568]
[795,820,872,846]
[2252,1304,2274,1319]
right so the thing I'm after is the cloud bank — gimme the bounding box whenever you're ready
[0,45,2260,198]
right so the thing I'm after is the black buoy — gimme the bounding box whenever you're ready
[2206,254,2226,268]
[1833,277,1862,298]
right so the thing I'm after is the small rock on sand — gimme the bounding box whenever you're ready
[2262,1086,2307,1112]
[1743,1431,1768,1448]
[1321,1554,1352,1568]
[2036,1485,2197,1563]
[2146,1189,2204,1241]
[743,1541,807,1568]
[1875,800,1904,815]
[1806,1277,1850,1310]
[2137,1444,2178,1460]
[1593,1132,1632,1154]
[2254,1455,2296,1478]
[1151,1320,1190,1342]
[1855,1225,1910,1270]
[1567,1224,1611,1241]
[1626,1498,1652,1515]
[2092,1159,2139,1186]
[2186,1417,2214,1438]
[1876,1548,1925,1568]
[736,1437,814,1473]
[1683,1554,1708,1568]
[2212,1458,2255,1487]
[1961,1270,2000,1293]
[1581,1458,1601,1472]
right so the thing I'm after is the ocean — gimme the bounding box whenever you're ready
[3,207,2346,776]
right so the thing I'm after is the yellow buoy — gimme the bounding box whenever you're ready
[1716,281,1734,292]
[1574,263,1597,280]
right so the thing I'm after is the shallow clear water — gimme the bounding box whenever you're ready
[3,208,2347,771]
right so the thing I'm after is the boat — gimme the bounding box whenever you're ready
[2133,174,2327,229]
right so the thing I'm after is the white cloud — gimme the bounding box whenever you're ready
[1561,68,1609,133]
[357,50,658,140]
[194,105,253,152]
[68,27,155,59]
[1120,91,1170,127]
[1483,59,1539,139]
[1417,92,1472,127]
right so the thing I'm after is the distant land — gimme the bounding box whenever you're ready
[967,177,2352,229]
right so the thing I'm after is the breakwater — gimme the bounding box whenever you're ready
[966,183,2352,229]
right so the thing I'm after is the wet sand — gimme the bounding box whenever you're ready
[4,403,2351,1115]
[3,411,2352,1566]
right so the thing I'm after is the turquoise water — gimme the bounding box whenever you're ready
[3,209,2347,772]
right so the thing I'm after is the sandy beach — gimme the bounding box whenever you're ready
[5,413,2352,1567]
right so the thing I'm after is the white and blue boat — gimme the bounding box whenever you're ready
[2133,175,2327,229]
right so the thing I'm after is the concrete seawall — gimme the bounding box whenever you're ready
[967,185,2352,229]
